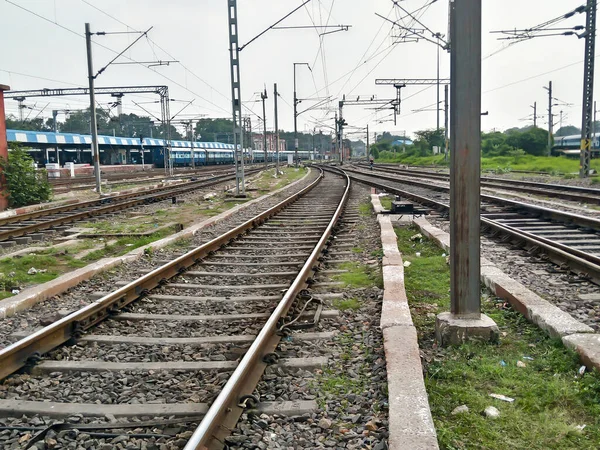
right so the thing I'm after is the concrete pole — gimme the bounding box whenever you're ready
[293,66,299,167]
[52,110,60,165]
[0,84,10,211]
[261,88,268,167]
[545,81,553,156]
[436,0,498,346]
[444,84,449,160]
[85,23,102,194]
[450,0,481,319]
[274,83,280,177]
[366,124,370,160]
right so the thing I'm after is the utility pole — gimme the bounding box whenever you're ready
[531,102,537,127]
[366,124,370,160]
[189,122,195,169]
[580,0,596,178]
[274,83,280,177]
[338,101,344,164]
[560,110,564,131]
[85,23,102,194]
[52,110,60,165]
[544,81,553,156]
[594,100,598,150]
[261,88,268,167]
[444,83,449,160]
[227,0,245,195]
[436,0,498,346]
[436,33,441,132]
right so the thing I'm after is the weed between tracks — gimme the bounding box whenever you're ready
[335,262,383,289]
[395,225,600,449]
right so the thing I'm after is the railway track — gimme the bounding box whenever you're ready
[0,167,268,244]
[49,165,253,192]
[357,163,600,205]
[327,165,600,286]
[0,168,350,449]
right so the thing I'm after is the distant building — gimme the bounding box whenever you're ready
[253,134,287,152]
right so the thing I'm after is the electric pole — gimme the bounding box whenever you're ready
[544,81,553,156]
[531,102,537,127]
[444,83,449,160]
[261,88,268,166]
[227,0,245,195]
[189,122,195,169]
[274,83,280,177]
[85,23,102,194]
[366,124,370,161]
[443,0,498,339]
[580,0,596,178]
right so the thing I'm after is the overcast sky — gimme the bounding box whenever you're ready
[0,0,594,141]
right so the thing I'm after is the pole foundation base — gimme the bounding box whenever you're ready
[435,312,499,347]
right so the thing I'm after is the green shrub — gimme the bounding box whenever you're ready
[0,145,52,207]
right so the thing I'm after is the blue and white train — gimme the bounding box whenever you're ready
[6,129,318,167]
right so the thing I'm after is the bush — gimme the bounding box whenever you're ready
[0,145,52,208]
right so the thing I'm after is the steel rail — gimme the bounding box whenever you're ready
[184,171,351,450]
[48,167,228,187]
[345,167,600,231]
[322,165,600,285]
[0,169,324,381]
[358,163,600,204]
[0,168,266,227]
[0,169,270,241]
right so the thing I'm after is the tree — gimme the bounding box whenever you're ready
[505,126,548,156]
[5,115,52,132]
[555,125,580,136]
[0,145,51,208]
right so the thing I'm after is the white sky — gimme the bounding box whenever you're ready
[0,0,594,141]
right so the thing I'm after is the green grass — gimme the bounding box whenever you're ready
[379,196,392,210]
[254,167,307,193]
[334,262,382,289]
[0,252,88,296]
[375,153,600,177]
[395,225,600,449]
[333,297,362,311]
[358,201,373,216]
[80,229,172,262]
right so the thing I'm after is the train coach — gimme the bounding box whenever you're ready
[553,134,600,157]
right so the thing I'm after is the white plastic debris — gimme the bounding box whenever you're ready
[516,361,526,368]
[403,261,411,268]
[415,252,421,257]
[410,233,423,241]
[579,365,587,376]
[451,405,469,415]
[574,424,587,432]
[11,289,20,295]
[484,406,500,418]
[489,393,514,403]
[27,267,38,275]
[203,193,217,200]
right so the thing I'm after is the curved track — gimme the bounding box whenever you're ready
[0,167,268,243]
[329,165,600,286]
[0,168,350,449]
[360,163,600,205]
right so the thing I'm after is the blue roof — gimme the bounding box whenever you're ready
[6,129,236,150]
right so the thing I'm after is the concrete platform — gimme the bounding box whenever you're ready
[371,194,439,450]
[412,218,599,360]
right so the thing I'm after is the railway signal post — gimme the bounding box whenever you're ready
[0,84,10,211]
[435,0,499,346]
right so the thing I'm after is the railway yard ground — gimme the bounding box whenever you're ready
[0,163,600,449]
